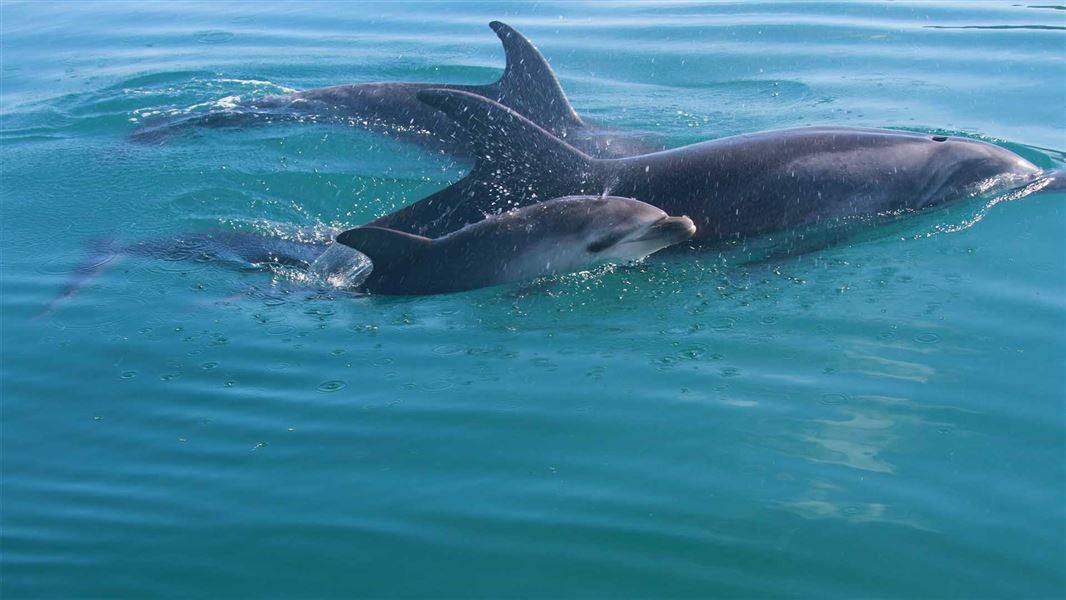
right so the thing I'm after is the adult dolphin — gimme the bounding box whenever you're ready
[131,22,657,159]
[368,90,1051,243]
[336,195,695,295]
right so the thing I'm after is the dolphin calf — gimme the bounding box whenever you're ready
[131,22,657,159]
[336,195,695,295]
[50,196,693,306]
[368,90,1048,243]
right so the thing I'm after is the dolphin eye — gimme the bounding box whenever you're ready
[931,136,948,142]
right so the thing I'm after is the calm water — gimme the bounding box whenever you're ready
[3,2,1065,597]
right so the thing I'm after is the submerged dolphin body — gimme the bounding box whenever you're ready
[369,90,1049,243]
[336,195,696,295]
[131,22,657,159]
[47,232,331,312]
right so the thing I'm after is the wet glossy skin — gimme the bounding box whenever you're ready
[370,91,1044,242]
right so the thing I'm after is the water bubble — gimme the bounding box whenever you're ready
[318,380,346,392]
[819,393,848,405]
[915,332,941,344]
[120,370,138,379]
[196,30,235,44]
[677,344,708,360]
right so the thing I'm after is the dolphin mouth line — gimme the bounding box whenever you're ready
[625,216,697,244]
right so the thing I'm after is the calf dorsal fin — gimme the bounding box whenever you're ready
[335,226,433,269]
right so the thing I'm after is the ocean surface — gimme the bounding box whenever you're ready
[2,2,1065,597]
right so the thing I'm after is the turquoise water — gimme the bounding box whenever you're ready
[3,1,1065,597]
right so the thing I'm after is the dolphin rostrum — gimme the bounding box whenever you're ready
[368,90,1049,243]
[336,195,696,295]
[131,22,657,159]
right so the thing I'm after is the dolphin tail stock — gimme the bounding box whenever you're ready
[368,89,599,237]
[462,21,585,136]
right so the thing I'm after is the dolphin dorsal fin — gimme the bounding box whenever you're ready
[418,88,592,171]
[477,21,584,135]
[335,226,433,268]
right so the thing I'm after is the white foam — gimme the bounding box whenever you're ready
[217,78,297,94]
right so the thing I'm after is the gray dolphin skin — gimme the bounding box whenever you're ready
[368,90,1047,242]
[336,196,696,295]
[131,22,656,159]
